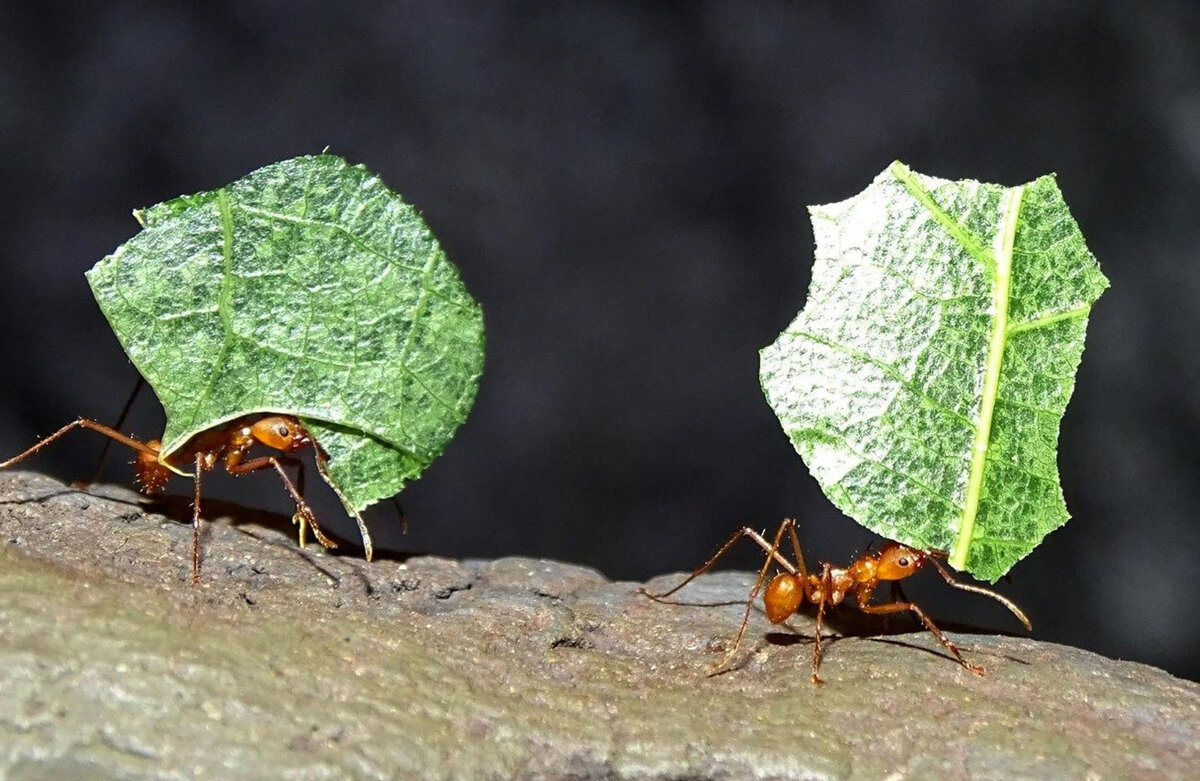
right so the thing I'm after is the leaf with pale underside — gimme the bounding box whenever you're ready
[760,162,1107,581]
[86,154,485,546]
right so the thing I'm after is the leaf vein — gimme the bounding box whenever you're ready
[888,161,996,275]
[1006,305,1091,335]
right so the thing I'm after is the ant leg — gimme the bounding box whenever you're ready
[227,456,339,551]
[312,450,372,563]
[925,554,1032,630]
[640,523,800,603]
[881,581,909,633]
[191,455,203,584]
[637,519,809,674]
[390,497,409,535]
[1,418,158,469]
[857,592,984,675]
[289,458,309,548]
[810,564,833,685]
[783,518,809,582]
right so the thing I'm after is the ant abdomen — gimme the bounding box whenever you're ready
[764,572,804,623]
[135,441,170,494]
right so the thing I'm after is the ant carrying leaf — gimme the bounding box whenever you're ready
[760,164,1108,582]
[2,154,485,581]
[642,517,1031,684]
[1,414,342,583]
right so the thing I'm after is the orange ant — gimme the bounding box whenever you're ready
[642,518,1031,683]
[0,414,359,583]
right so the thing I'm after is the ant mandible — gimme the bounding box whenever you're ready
[642,517,1031,684]
[0,414,343,583]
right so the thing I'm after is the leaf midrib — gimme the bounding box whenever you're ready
[952,184,1024,569]
[889,163,1026,570]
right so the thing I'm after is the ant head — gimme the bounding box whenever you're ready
[875,543,926,581]
[764,572,804,624]
[250,416,312,453]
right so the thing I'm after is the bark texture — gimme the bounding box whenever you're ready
[0,472,1196,780]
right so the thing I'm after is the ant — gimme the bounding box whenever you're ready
[641,517,1031,684]
[0,414,360,583]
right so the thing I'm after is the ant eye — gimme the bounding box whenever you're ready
[275,424,291,439]
[897,557,910,567]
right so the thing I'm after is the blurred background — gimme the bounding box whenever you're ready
[2,2,1197,680]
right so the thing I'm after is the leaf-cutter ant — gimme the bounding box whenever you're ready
[0,414,347,582]
[642,517,1031,683]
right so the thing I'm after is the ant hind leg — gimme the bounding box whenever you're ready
[1,418,159,470]
[641,520,802,603]
[708,521,801,675]
[640,526,761,603]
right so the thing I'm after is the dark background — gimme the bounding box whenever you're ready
[2,2,1197,681]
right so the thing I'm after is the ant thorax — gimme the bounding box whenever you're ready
[808,567,856,606]
[171,424,243,471]
[845,556,878,586]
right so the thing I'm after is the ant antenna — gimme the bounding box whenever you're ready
[313,448,374,562]
[925,553,1032,631]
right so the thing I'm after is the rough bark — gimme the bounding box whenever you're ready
[0,472,1195,780]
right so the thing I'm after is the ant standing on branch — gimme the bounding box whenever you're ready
[0,414,342,583]
[642,517,1031,684]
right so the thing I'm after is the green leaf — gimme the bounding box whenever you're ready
[86,154,484,538]
[760,162,1108,581]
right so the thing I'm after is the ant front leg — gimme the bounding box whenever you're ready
[226,456,338,552]
[856,588,984,676]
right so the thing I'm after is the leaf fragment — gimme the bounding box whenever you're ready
[760,162,1107,581]
[87,154,484,526]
